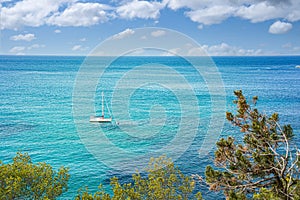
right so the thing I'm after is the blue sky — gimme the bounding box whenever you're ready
[1,0,300,56]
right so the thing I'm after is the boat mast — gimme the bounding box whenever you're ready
[102,91,104,117]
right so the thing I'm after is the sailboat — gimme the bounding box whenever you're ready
[89,92,112,123]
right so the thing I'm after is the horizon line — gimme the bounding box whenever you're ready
[1,54,300,57]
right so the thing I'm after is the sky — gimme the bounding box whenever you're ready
[1,0,300,56]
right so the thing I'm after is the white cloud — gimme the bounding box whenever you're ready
[47,3,111,26]
[1,0,300,35]
[27,44,46,50]
[186,5,235,25]
[72,45,82,51]
[151,30,166,37]
[0,0,112,29]
[166,0,206,10]
[111,28,135,40]
[116,0,164,19]
[235,2,284,23]
[286,7,300,22]
[160,42,263,56]
[200,43,263,56]
[197,24,203,30]
[9,46,26,53]
[0,0,71,30]
[166,0,300,28]
[10,33,36,41]
[269,21,292,34]
[79,38,87,42]
[54,29,61,33]
[71,45,89,51]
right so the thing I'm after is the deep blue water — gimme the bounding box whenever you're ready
[0,56,299,199]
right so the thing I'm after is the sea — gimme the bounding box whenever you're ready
[0,55,299,199]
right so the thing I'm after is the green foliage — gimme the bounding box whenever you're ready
[75,185,111,200]
[205,90,300,200]
[253,188,281,200]
[76,155,202,200]
[0,152,69,199]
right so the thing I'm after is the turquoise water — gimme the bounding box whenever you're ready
[0,56,300,199]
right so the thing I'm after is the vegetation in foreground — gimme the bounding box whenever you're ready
[75,156,202,200]
[0,152,69,199]
[205,90,300,200]
[0,90,299,199]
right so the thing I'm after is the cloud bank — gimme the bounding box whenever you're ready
[1,0,299,33]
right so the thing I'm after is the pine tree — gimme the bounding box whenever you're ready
[205,90,300,200]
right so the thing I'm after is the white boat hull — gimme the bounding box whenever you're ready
[90,116,112,123]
